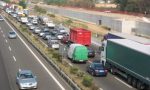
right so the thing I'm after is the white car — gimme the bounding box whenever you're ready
[8,31,17,39]
[33,27,41,34]
[29,25,35,30]
[26,22,32,26]
[32,19,38,25]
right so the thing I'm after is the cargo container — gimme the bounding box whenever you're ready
[103,32,150,44]
[69,28,91,46]
[101,39,150,90]
[67,44,88,63]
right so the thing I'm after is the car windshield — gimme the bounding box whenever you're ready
[9,32,15,34]
[94,63,104,69]
[20,73,33,79]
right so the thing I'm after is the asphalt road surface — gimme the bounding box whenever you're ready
[24,17,137,90]
[0,16,72,90]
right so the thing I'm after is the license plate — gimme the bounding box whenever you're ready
[99,70,104,72]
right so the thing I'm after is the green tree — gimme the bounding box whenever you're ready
[19,0,27,9]
[114,0,128,11]
[3,0,10,3]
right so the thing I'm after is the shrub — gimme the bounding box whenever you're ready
[47,13,55,18]
[52,52,62,62]
[28,32,32,36]
[82,75,93,87]
[90,83,99,90]
[33,36,38,41]
[70,66,78,74]
[77,71,85,77]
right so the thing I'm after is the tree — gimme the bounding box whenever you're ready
[3,0,10,3]
[114,0,128,11]
[19,0,27,9]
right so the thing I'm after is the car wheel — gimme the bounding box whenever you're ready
[91,71,95,76]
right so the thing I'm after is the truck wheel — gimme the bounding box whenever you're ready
[137,81,145,90]
[127,76,132,85]
[110,67,116,75]
[132,78,137,87]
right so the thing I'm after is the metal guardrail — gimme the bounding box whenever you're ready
[4,12,81,90]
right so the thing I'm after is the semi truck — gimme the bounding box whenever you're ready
[101,39,150,90]
[69,28,91,46]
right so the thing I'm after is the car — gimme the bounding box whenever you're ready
[33,27,41,34]
[0,15,4,21]
[26,22,32,26]
[42,33,53,40]
[61,35,69,44]
[39,28,49,37]
[55,32,65,40]
[87,62,107,76]
[16,70,37,89]
[29,25,36,30]
[32,19,38,25]
[88,48,95,58]
[48,37,59,49]
[8,31,17,39]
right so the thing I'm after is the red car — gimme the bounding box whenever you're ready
[61,35,69,44]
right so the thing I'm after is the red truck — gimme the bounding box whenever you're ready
[69,28,91,46]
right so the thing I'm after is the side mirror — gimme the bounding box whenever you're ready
[34,76,37,79]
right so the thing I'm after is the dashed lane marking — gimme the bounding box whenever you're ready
[13,56,16,62]
[8,46,11,51]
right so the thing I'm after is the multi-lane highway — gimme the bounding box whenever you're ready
[0,16,72,90]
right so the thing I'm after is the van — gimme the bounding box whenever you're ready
[67,44,88,63]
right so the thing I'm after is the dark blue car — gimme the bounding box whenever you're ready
[87,62,107,76]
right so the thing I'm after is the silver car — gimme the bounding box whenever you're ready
[29,25,35,30]
[16,70,37,89]
[8,31,17,39]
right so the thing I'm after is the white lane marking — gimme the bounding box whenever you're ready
[3,15,66,90]
[13,56,16,62]
[5,39,8,43]
[69,63,73,66]
[114,77,132,88]
[1,30,3,33]
[9,46,12,51]
[99,88,103,90]
[3,34,5,38]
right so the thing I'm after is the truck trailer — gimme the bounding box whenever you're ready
[104,32,150,44]
[101,39,150,90]
[69,28,91,46]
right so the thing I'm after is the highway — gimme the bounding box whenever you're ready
[23,19,137,90]
[0,17,72,90]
